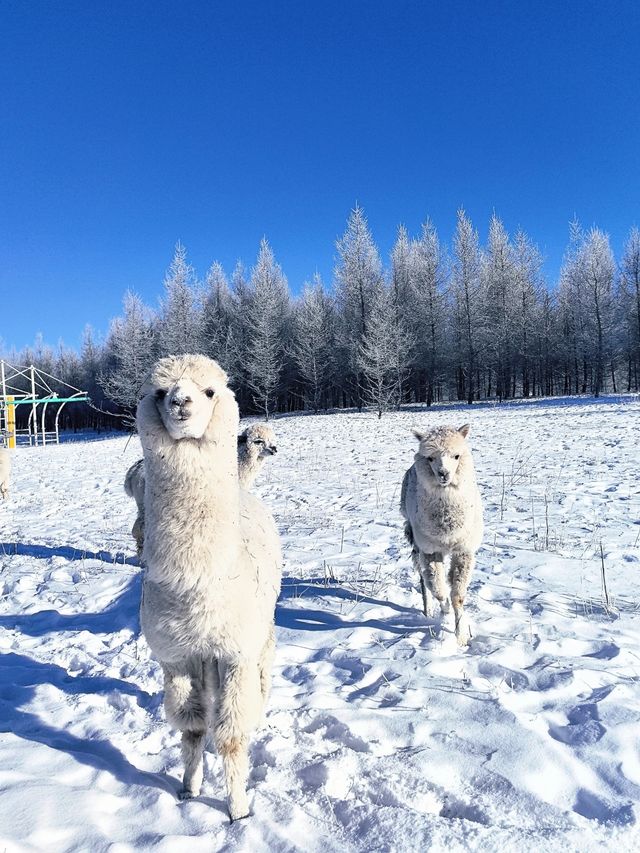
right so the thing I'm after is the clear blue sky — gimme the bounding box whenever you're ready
[2,0,639,352]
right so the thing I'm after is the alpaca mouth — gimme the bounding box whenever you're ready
[168,408,192,421]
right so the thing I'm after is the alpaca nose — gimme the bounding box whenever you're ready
[169,390,193,414]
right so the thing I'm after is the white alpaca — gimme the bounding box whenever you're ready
[237,423,277,489]
[400,424,483,646]
[137,354,282,820]
[125,423,277,555]
[0,448,10,500]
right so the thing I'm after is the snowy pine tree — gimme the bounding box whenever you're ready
[244,239,289,418]
[357,285,412,418]
[100,291,155,409]
[408,220,448,404]
[157,242,203,356]
[451,209,482,404]
[334,205,384,406]
[293,274,335,412]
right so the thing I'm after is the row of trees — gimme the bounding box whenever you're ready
[4,207,640,429]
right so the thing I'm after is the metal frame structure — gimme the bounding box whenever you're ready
[0,360,89,447]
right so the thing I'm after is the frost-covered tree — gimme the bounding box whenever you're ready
[157,242,203,356]
[408,220,448,404]
[293,274,335,412]
[582,228,616,395]
[391,225,412,307]
[201,261,238,372]
[559,223,616,396]
[451,209,482,404]
[244,238,289,418]
[334,205,384,405]
[100,291,155,409]
[620,227,640,388]
[512,230,543,397]
[481,214,516,399]
[357,285,412,418]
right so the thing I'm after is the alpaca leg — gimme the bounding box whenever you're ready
[180,731,206,799]
[162,659,212,799]
[258,623,276,709]
[215,661,261,821]
[132,511,145,557]
[419,552,449,617]
[449,552,475,646]
[413,546,434,617]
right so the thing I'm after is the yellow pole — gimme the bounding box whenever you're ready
[7,396,16,448]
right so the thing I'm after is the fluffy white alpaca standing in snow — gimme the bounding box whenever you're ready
[400,424,483,646]
[137,354,282,820]
[237,423,277,489]
[0,448,11,500]
[124,424,277,555]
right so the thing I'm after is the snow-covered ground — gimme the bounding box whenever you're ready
[1,397,639,852]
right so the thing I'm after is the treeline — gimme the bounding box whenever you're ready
[4,206,640,430]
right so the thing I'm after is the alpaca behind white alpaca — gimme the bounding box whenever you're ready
[400,424,483,646]
[237,423,277,489]
[124,424,277,555]
[124,458,145,555]
[0,448,10,500]
[137,354,281,820]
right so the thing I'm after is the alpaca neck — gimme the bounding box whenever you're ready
[144,429,241,589]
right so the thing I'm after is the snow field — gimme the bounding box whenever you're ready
[0,396,639,851]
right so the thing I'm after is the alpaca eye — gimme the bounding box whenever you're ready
[454,454,460,460]
[254,439,264,446]
[427,456,434,462]
[205,389,215,399]
[155,389,167,401]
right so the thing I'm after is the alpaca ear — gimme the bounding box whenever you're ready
[458,423,470,438]
[412,428,425,442]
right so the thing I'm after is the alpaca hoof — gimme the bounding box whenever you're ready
[178,787,199,801]
[228,793,250,822]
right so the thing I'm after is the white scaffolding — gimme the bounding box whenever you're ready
[0,360,89,447]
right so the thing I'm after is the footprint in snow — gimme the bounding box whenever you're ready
[303,714,370,753]
[548,684,615,746]
[477,661,530,692]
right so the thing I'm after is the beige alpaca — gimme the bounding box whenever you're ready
[124,459,145,555]
[237,423,277,489]
[0,448,10,499]
[124,424,277,556]
[400,424,483,646]
[137,354,282,820]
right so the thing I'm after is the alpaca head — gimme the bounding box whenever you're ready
[237,424,278,461]
[412,424,470,487]
[138,354,238,443]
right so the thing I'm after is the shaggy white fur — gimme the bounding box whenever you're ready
[400,424,483,646]
[237,423,277,489]
[137,354,282,820]
[125,424,277,555]
[0,448,10,500]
